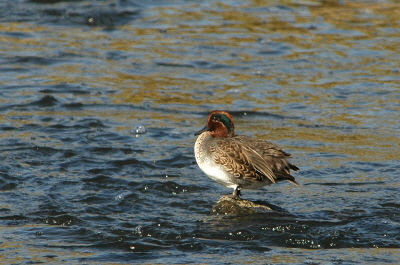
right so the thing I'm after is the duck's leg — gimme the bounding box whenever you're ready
[232,186,241,198]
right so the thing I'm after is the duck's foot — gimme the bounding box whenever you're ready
[228,194,241,200]
[231,187,241,198]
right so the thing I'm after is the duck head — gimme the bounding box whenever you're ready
[195,110,235,138]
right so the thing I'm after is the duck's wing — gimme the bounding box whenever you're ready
[235,136,300,186]
[212,137,277,183]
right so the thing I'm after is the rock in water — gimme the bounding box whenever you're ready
[211,195,274,215]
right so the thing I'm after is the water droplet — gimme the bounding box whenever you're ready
[131,125,146,135]
[254,70,265,76]
[115,194,124,201]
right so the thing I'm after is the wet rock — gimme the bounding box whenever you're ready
[211,195,274,215]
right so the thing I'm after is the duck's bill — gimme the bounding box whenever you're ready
[194,125,210,136]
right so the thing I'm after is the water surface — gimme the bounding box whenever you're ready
[1,0,399,264]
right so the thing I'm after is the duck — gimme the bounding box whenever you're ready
[194,110,299,198]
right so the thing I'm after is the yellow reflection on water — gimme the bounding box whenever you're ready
[1,0,398,166]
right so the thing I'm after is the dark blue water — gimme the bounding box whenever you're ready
[1,0,399,264]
